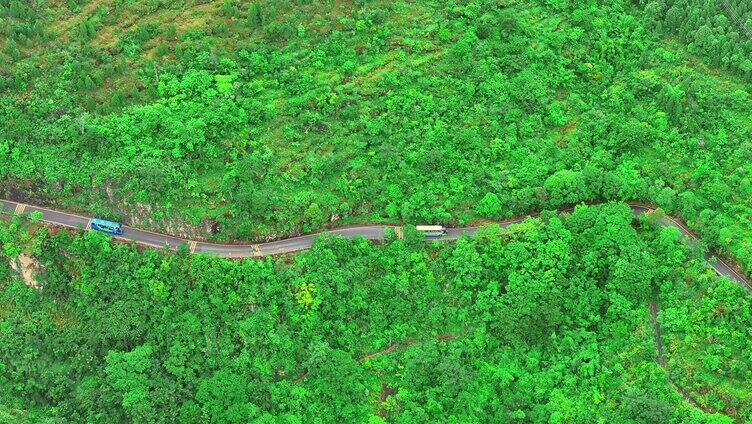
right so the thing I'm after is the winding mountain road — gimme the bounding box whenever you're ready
[1,199,750,290]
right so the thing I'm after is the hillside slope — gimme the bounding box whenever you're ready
[1,203,750,422]
[3,0,752,277]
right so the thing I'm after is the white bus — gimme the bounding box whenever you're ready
[416,225,447,237]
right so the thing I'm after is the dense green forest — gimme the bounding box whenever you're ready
[0,203,750,422]
[3,0,752,422]
[2,0,752,280]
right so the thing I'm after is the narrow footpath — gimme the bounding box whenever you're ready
[649,302,711,413]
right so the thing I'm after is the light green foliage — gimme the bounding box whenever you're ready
[106,344,155,421]
[474,192,502,218]
[657,268,752,419]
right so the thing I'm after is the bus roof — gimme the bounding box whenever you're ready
[91,218,121,227]
[415,225,445,231]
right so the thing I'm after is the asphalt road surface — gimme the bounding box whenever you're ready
[1,199,750,290]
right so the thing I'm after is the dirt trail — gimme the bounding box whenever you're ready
[649,302,710,413]
[358,341,404,364]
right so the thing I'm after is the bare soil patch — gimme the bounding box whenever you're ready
[9,254,40,289]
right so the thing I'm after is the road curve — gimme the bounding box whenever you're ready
[1,199,750,290]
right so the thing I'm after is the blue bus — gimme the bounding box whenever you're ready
[90,218,124,235]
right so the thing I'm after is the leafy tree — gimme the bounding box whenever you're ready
[474,192,502,218]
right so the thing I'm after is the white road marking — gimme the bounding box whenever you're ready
[14,203,25,215]
[189,241,197,253]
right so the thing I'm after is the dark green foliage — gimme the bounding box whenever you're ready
[642,0,752,80]
[621,388,674,423]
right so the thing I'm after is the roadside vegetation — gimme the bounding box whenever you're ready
[1,203,750,422]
